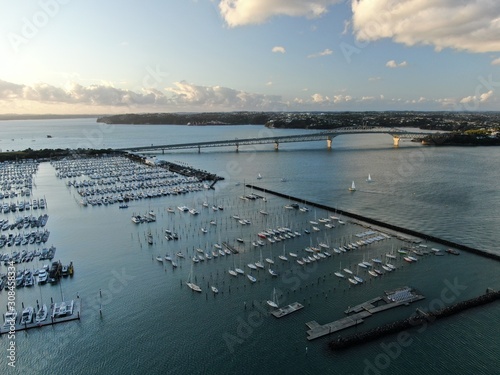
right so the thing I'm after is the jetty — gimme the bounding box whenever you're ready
[271,302,304,318]
[306,287,424,341]
[0,296,81,335]
[330,288,500,350]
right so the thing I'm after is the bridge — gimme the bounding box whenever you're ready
[116,127,435,154]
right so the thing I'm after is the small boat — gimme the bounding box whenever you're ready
[4,310,17,327]
[335,262,345,278]
[446,248,460,255]
[257,173,262,180]
[20,306,34,324]
[266,288,279,309]
[211,286,219,294]
[156,256,163,263]
[201,228,208,234]
[228,269,238,276]
[35,304,48,323]
[268,268,278,277]
[348,278,359,285]
[348,181,356,191]
[186,264,202,292]
[247,274,257,283]
[366,174,372,182]
[247,263,257,270]
[176,252,185,258]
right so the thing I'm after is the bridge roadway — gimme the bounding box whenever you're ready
[115,127,434,153]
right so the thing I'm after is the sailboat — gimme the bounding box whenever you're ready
[366,174,373,182]
[278,245,288,261]
[211,286,219,294]
[266,288,279,309]
[186,264,202,292]
[255,249,264,269]
[257,173,262,180]
[348,181,356,191]
[334,262,345,278]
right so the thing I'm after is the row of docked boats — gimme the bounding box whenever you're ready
[1,198,46,213]
[2,299,74,328]
[1,245,56,265]
[0,213,49,230]
[0,228,50,248]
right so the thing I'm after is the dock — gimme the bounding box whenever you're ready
[0,297,81,335]
[330,288,500,350]
[271,302,304,318]
[306,287,424,341]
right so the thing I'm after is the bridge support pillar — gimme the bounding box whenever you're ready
[235,144,239,153]
[326,138,332,149]
[198,146,201,153]
[162,149,164,155]
[274,142,279,151]
[393,136,400,147]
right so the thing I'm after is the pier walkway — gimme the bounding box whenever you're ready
[1,297,81,335]
[306,287,424,340]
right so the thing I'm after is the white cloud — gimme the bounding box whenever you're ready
[459,90,493,105]
[352,0,500,53]
[266,81,273,86]
[218,0,342,27]
[491,57,500,65]
[307,48,333,58]
[368,76,382,81]
[386,60,407,68]
[272,46,286,53]
[0,79,285,111]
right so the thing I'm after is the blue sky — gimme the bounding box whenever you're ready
[0,0,499,114]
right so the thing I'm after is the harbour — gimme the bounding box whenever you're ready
[0,120,499,375]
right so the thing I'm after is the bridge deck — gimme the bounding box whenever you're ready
[115,128,433,152]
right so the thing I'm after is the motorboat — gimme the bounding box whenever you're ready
[35,304,48,323]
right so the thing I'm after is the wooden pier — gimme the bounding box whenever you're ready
[306,287,425,341]
[0,297,81,335]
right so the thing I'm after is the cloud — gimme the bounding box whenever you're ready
[386,60,407,68]
[0,79,288,111]
[307,48,333,58]
[352,0,500,53]
[492,57,500,65]
[460,90,494,104]
[272,46,286,53]
[368,76,382,81]
[218,0,342,27]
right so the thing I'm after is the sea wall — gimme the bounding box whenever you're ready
[246,185,500,262]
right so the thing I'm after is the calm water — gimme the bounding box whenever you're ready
[0,118,499,375]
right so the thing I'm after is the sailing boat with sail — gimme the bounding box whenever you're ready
[366,174,373,182]
[348,181,356,191]
[266,288,279,308]
[186,264,202,292]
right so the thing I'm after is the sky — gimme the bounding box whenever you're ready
[0,0,500,114]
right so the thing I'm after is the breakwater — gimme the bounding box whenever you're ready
[329,288,500,350]
[246,185,500,262]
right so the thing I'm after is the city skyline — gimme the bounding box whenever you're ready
[1,0,499,114]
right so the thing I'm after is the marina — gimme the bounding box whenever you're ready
[0,120,498,374]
